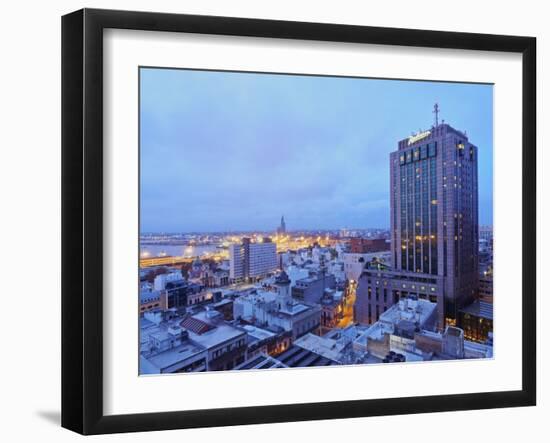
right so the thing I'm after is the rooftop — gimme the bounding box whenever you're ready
[140,341,206,373]
[241,324,276,341]
[235,354,287,370]
[293,333,347,363]
[379,297,437,328]
[186,310,246,349]
[140,289,162,304]
[274,345,340,368]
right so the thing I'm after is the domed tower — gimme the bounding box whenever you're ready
[274,270,291,303]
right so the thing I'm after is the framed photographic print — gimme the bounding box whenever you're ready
[61,8,536,435]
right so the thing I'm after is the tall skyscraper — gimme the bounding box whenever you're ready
[355,111,479,328]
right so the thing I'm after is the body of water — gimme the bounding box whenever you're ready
[140,244,221,259]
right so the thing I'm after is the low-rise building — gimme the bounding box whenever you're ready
[355,263,444,329]
[349,237,390,254]
[139,308,248,373]
[343,251,391,281]
[164,280,203,309]
[291,273,336,304]
[181,309,248,371]
[139,288,166,314]
[458,300,493,343]
[234,271,321,342]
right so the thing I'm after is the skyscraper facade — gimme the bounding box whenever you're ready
[390,122,479,322]
[355,120,479,328]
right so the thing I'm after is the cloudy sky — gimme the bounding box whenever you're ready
[140,68,493,233]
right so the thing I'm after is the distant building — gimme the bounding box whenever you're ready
[349,237,389,254]
[277,215,286,235]
[229,237,278,281]
[213,269,230,287]
[164,280,204,309]
[479,268,493,302]
[479,225,493,242]
[153,270,184,291]
[139,288,166,314]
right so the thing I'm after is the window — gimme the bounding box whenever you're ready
[428,142,437,157]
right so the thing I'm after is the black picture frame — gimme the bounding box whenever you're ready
[61,8,537,435]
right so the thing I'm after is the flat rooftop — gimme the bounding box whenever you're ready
[141,341,206,372]
[242,324,276,341]
[294,333,346,362]
[379,298,437,327]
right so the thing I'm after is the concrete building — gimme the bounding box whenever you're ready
[139,307,248,373]
[292,333,348,364]
[164,280,203,309]
[153,270,184,291]
[352,295,491,363]
[233,272,321,341]
[139,322,208,374]
[292,272,336,304]
[349,237,389,253]
[354,297,441,361]
[229,237,278,281]
[139,288,166,314]
[343,250,392,281]
[355,262,444,326]
[180,309,247,371]
[320,290,344,329]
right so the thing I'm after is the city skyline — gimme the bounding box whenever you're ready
[140,68,493,232]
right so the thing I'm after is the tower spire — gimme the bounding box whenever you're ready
[433,103,440,127]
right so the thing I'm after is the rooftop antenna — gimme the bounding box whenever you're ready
[433,103,440,127]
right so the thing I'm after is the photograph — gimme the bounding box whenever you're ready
[138,67,494,375]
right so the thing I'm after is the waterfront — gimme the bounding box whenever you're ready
[140,244,220,259]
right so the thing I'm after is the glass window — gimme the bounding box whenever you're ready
[428,142,437,157]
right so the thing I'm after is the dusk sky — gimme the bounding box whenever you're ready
[140,68,493,233]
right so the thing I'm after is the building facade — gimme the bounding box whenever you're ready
[343,251,391,281]
[291,272,336,304]
[390,122,479,323]
[355,120,479,329]
[355,263,444,326]
[349,237,389,254]
[229,237,278,281]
